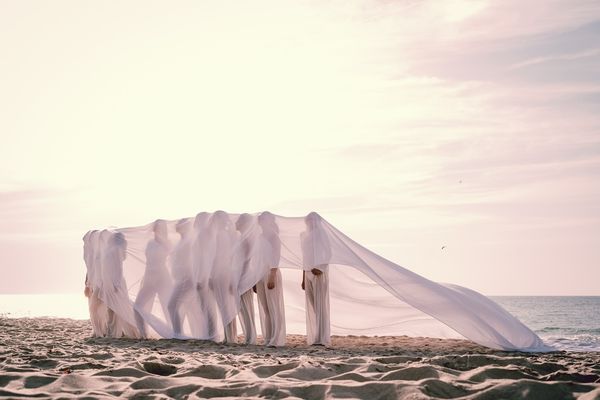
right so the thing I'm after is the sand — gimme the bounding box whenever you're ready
[0,317,599,399]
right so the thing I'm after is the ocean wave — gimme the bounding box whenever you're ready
[540,334,600,352]
[538,327,600,335]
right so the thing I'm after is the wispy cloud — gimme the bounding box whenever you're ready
[509,48,600,70]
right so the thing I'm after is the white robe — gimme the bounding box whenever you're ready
[235,219,260,345]
[210,223,239,343]
[256,269,286,346]
[102,244,139,338]
[192,223,221,342]
[238,289,257,344]
[304,267,330,346]
[167,231,199,338]
[134,239,172,338]
[84,235,106,337]
[301,216,332,346]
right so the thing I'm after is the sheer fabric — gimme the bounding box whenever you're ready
[83,211,551,351]
[256,269,286,347]
[301,212,332,346]
[83,230,107,336]
[134,220,172,338]
[256,212,286,347]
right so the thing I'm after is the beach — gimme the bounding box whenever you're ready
[1,317,599,399]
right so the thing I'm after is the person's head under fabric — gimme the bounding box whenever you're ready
[193,212,210,233]
[153,219,168,242]
[301,211,327,288]
[258,211,281,290]
[175,217,193,238]
[235,213,257,283]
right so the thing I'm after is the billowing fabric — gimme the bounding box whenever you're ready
[256,212,286,347]
[83,211,551,351]
[83,230,107,336]
[134,220,172,338]
[100,231,139,338]
[301,212,332,346]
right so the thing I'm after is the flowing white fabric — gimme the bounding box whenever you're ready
[303,268,331,346]
[88,230,109,336]
[210,211,239,343]
[167,219,199,338]
[301,212,332,346]
[256,269,286,346]
[83,230,105,336]
[255,212,286,346]
[101,231,139,338]
[191,212,220,341]
[235,213,259,344]
[134,220,172,338]
[84,211,551,351]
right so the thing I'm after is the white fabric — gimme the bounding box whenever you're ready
[210,211,239,343]
[192,212,220,341]
[100,231,139,338]
[134,220,172,338]
[301,212,332,345]
[304,268,331,346]
[83,211,552,351]
[257,269,286,346]
[238,289,257,344]
[84,231,109,336]
[83,231,100,335]
[255,212,286,346]
[167,219,196,338]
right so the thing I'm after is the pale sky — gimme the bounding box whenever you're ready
[1,0,599,295]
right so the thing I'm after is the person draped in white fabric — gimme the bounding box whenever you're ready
[83,231,92,298]
[256,211,286,347]
[89,230,109,336]
[83,230,105,336]
[167,218,197,338]
[102,231,139,338]
[98,229,114,336]
[209,211,239,343]
[134,219,173,338]
[301,212,332,346]
[192,212,220,341]
[234,213,258,344]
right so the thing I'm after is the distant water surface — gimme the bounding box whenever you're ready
[492,296,600,352]
[0,294,89,320]
[1,294,598,351]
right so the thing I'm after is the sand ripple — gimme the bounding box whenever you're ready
[1,317,599,399]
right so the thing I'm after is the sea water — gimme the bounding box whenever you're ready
[1,294,598,351]
[492,296,600,352]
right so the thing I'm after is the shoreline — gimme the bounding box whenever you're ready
[1,317,599,399]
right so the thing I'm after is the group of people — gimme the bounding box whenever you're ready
[83,211,332,347]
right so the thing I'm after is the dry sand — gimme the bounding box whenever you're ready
[1,317,599,399]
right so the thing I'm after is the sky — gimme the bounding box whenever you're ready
[1,0,599,296]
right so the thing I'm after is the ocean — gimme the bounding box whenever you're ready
[1,294,598,352]
[492,296,600,352]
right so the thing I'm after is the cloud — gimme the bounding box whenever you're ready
[509,48,600,70]
[0,188,86,242]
